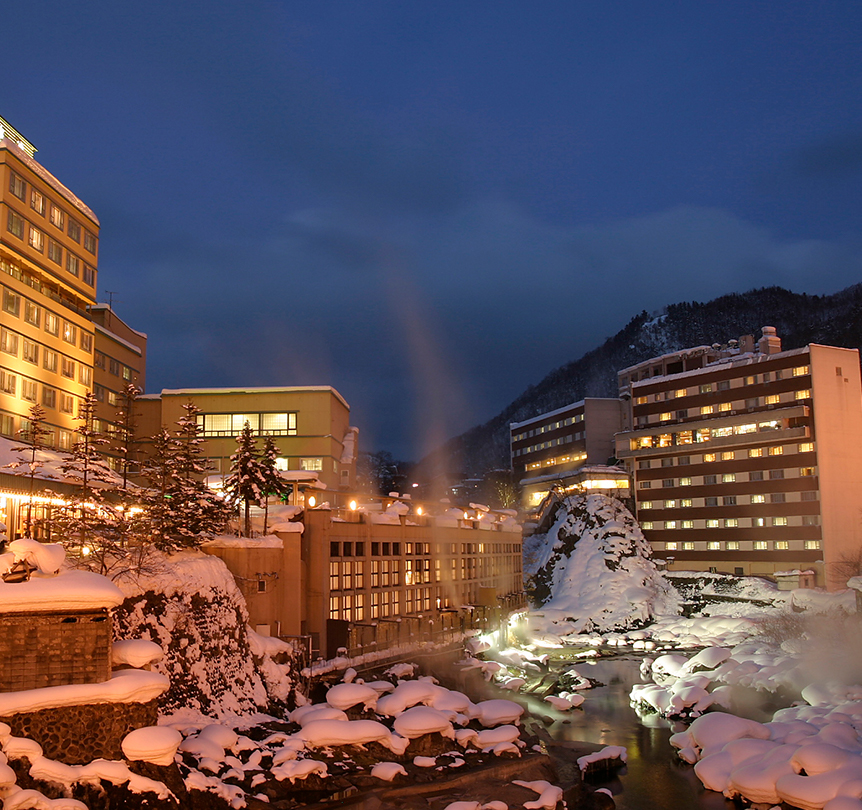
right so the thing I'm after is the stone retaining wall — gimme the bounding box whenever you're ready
[1,698,158,763]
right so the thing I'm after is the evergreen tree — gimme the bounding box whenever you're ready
[113,383,141,492]
[7,404,51,537]
[259,436,287,535]
[225,422,267,537]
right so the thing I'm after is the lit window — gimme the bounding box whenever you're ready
[664,500,676,509]
[50,205,64,229]
[22,340,38,364]
[665,520,677,530]
[28,226,43,252]
[674,389,687,398]
[62,321,76,344]
[61,357,75,378]
[800,467,816,477]
[796,389,811,400]
[772,517,788,526]
[660,412,672,421]
[300,457,323,471]
[30,189,45,215]
[66,254,80,277]
[21,380,36,402]
[736,423,757,434]
[707,541,720,551]
[679,477,692,486]
[681,498,692,507]
[704,453,716,462]
[775,541,789,550]
[724,518,738,528]
[81,332,92,353]
[754,517,766,527]
[804,540,821,549]
[718,402,732,412]
[640,501,653,510]
[43,349,57,373]
[792,365,809,377]
[721,451,734,461]
[1,329,18,356]
[700,405,714,415]
[79,366,91,386]
[722,473,736,483]
[769,446,783,456]
[749,448,763,458]
[726,541,739,550]
[682,542,695,550]
[706,519,720,528]
[751,494,765,504]
[642,521,653,530]
[799,442,814,453]
[699,384,712,394]
[765,394,780,405]
[24,301,40,326]
[754,540,768,550]
[744,375,757,386]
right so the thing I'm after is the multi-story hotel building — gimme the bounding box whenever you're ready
[137,386,359,491]
[510,398,627,508]
[615,327,862,588]
[0,117,99,453]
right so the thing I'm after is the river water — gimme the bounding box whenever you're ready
[521,656,739,810]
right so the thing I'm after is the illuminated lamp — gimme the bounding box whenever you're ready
[307,495,316,508]
[416,506,423,516]
[349,500,358,511]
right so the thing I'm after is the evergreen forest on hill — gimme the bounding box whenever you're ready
[423,283,862,479]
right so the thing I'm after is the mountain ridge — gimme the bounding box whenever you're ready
[424,283,862,478]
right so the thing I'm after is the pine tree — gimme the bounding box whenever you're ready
[225,421,267,537]
[7,404,52,537]
[259,436,287,535]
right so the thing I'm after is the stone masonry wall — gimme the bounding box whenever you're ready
[0,698,158,764]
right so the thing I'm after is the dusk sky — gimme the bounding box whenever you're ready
[4,2,862,459]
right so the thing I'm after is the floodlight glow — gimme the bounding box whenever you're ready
[349,499,358,511]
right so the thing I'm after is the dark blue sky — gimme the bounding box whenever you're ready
[4,2,862,459]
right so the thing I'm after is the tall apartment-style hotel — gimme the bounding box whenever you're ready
[614,327,862,588]
[0,118,99,451]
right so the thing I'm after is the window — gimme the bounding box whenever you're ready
[718,402,732,412]
[641,521,653,530]
[24,301,39,327]
[773,517,788,526]
[679,477,692,486]
[22,340,38,364]
[660,412,672,421]
[66,254,80,277]
[0,370,16,395]
[50,205,64,229]
[704,453,716,462]
[723,495,737,506]
[724,518,738,528]
[30,189,45,215]
[79,366,91,386]
[3,291,20,319]
[799,442,814,453]
[754,517,766,527]
[8,171,25,200]
[792,365,809,377]
[707,541,720,551]
[804,540,821,549]
[44,312,59,336]
[765,394,780,405]
[681,519,693,529]
[800,467,816,477]
[28,226,43,252]
[83,266,95,287]
[705,496,718,507]
[68,218,81,242]
[661,457,674,467]
[754,541,768,550]
[768,446,783,456]
[84,231,96,254]
[749,470,764,481]
[665,520,677,530]
[94,385,105,402]
[717,380,731,391]
[699,384,712,394]
[744,375,757,386]
[796,389,811,400]
[770,493,786,504]
[640,501,653,510]
[300,458,323,471]
[678,456,690,465]
[749,448,763,458]
[62,321,76,344]
[662,478,674,488]
[745,398,759,409]
[775,541,789,550]
[6,210,24,239]
[722,473,736,483]
[726,541,740,550]
[639,481,651,489]
[704,474,717,485]
[681,498,692,507]
[1,330,18,356]
[682,542,695,550]
[94,352,105,370]
[638,460,650,470]
[721,451,734,461]
[42,387,56,408]
[43,349,57,373]
[802,515,819,526]
[700,405,714,415]
[674,388,687,398]
[706,519,720,528]
[769,469,784,480]
[801,490,818,501]
[664,499,676,508]
[751,494,766,504]
[21,380,36,402]
[48,240,62,265]
[122,365,131,381]
[81,332,92,353]
[61,357,75,378]
[663,540,676,550]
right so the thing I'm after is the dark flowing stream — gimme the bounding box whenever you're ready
[519,656,739,810]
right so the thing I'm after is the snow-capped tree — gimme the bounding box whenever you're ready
[226,421,268,537]
[7,404,52,537]
[259,436,287,535]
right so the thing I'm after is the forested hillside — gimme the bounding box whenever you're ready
[426,284,862,478]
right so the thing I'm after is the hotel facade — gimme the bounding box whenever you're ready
[614,328,862,588]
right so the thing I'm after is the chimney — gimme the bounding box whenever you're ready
[757,326,782,355]
[738,334,755,354]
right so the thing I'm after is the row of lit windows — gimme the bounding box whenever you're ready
[196,412,298,437]
[663,539,821,551]
[0,409,73,448]
[8,170,97,251]
[0,327,91,387]
[512,413,584,442]
[94,352,133,381]
[633,366,810,404]
[3,288,93,353]
[514,432,585,457]
[638,443,814,468]
[644,391,812,425]
[641,491,818,510]
[0,365,81,414]
[638,468,816,488]
[643,515,819,530]
[629,419,795,451]
[525,451,588,471]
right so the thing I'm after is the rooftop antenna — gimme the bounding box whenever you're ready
[105,291,120,328]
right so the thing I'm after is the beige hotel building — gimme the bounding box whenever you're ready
[615,327,862,588]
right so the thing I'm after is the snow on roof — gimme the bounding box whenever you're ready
[89,304,148,339]
[340,426,359,465]
[520,465,629,487]
[0,567,124,613]
[510,400,585,430]
[0,669,168,715]
[93,323,144,356]
[203,534,285,549]
[157,385,349,409]
[0,435,127,488]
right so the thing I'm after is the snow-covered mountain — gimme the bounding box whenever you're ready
[424,283,862,477]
